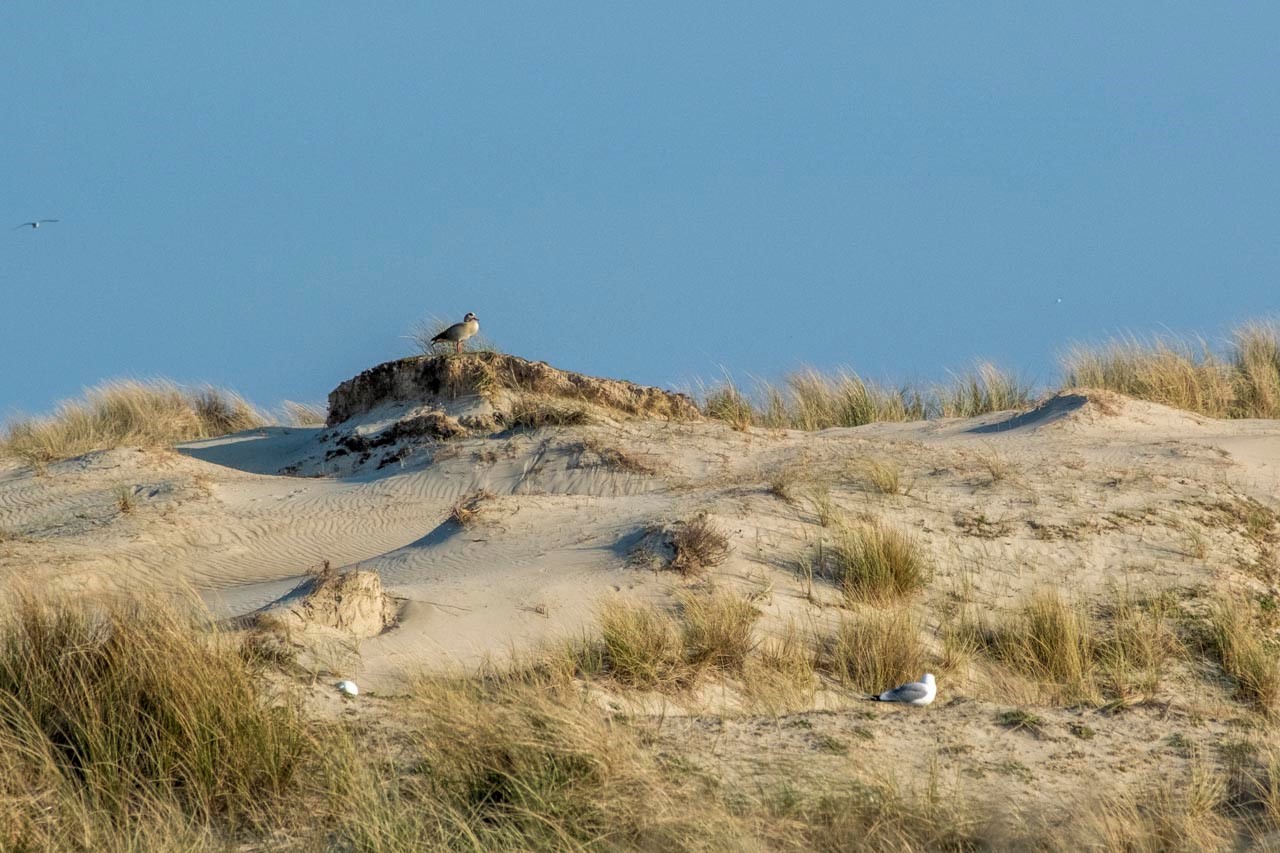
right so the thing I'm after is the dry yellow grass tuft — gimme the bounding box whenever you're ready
[1062,320,1280,418]
[323,675,746,851]
[814,515,931,603]
[0,588,308,849]
[856,457,904,495]
[0,379,266,469]
[280,400,328,426]
[1201,595,1280,715]
[700,362,1029,430]
[763,768,1003,851]
[962,588,1179,707]
[1079,762,1233,852]
[937,361,1036,418]
[596,598,687,689]
[679,589,760,673]
[700,380,755,431]
[821,609,926,695]
[507,394,593,429]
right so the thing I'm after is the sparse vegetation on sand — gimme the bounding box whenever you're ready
[574,590,763,690]
[700,318,1280,428]
[961,588,1179,706]
[1061,320,1280,418]
[1199,595,1280,715]
[11,318,1280,849]
[6,577,1280,849]
[700,361,1031,430]
[0,379,266,468]
[448,489,495,529]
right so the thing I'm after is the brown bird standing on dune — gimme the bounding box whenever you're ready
[431,313,480,353]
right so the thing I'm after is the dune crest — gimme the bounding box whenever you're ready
[327,352,702,425]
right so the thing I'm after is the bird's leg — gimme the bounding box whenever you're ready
[455,341,462,354]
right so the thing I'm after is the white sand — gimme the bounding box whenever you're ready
[2,384,1278,696]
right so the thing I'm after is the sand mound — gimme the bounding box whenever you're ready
[327,352,701,425]
[258,567,397,639]
[967,388,1212,434]
[201,352,705,476]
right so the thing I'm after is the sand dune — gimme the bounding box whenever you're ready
[3,355,1278,697]
[6,353,1280,841]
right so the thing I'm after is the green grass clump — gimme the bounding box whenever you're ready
[966,589,1178,707]
[592,591,762,689]
[996,709,1045,735]
[987,591,1098,703]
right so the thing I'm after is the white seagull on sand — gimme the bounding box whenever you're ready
[869,673,936,706]
[13,219,59,230]
[431,313,480,353]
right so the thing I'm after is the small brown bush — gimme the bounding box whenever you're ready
[449,490,495,529]
[669,513,733,575]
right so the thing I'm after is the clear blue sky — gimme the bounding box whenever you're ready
[5,5,1278,417]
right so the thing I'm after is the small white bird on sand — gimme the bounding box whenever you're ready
[430,312,480,353]
[336,680,359,697]
[13,219,58,230]
[869,673,936,706]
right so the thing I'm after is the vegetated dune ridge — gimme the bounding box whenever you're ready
[1,356,1276,682]
[4,353,1280,841]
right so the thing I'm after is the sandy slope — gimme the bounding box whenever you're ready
[3,383,1277,690]
[5,364,1280,826]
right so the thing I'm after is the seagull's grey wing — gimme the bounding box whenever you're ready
[13,223,32,230]
[879,681,929,702]
[40,219,59,223]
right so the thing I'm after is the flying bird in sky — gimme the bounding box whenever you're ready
[13,219,59,230]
